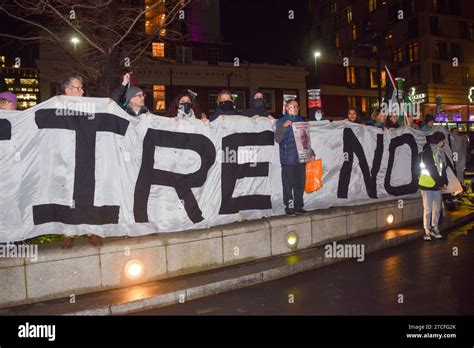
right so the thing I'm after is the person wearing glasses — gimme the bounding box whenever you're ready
[58,75,104,248]
[111,73,149,117]
[60,76,85,97]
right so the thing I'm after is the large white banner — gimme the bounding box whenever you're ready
[0,96,440,242]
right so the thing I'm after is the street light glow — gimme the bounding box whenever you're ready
[71,37,80,44]
[314,51,321,58]
[124,259,145,280]
[286,232,299,249]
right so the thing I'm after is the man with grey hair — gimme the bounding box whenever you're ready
[60,76,84,97]
[58,75,104,248]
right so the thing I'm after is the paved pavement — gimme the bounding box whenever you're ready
[136,222,474,315]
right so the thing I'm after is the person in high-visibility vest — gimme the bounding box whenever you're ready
[418,131,449,241]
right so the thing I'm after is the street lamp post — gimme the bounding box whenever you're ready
[314,51,321,88]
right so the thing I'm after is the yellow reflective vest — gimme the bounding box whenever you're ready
[418,152,443,188]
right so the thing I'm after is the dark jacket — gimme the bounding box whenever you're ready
[208,105,237,122]
[274,114,305,165]
[418,143,449,191]
[241,91,270,117]
[111,84,149,117]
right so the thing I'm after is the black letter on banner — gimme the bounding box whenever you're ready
[33,109,129,225]
[0,119,11,140]
[134,129,215,224]
[219,131,273,214]
[337,128,384,199]
[384,134,419,196]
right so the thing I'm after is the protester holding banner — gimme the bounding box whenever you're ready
[165,90,207,120]
[385,113,400,129]
[242,89,273,120]
[418,131,448,241]
[208,89,237,121]
[58,76,104,248]
[111,73,149,117]
[274,99,309,216]
[406,114,420,130]
[367,108,386,130]
[345,108,359,123]
[60,76,85,97]
[421,114,434,133]
[0,91,17,110]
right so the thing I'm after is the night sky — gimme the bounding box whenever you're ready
[220,0,309,65]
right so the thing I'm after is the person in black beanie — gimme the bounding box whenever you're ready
[242,89,273,119]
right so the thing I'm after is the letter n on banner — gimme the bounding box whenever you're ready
[337,128,383,199]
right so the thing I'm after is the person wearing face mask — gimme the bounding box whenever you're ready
[242,89,273,119]
[274,99,310,216]
[418,131,449,241]
[208,89,237,122]
[166,91,207,120]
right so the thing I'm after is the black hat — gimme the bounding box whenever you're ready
[429,131,445,144]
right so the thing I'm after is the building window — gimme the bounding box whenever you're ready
[346,66,357,86]
[370,69,386,88]
[408,17,418,38]
[361,97,368,112]
[260,90,276,113]
[403,0,414,17]
[234,91,246,112]
[153,85,166,111]
[369,0,377,12]
[345,7,352,24]
[384,31,392,47]
[152,42,165,57]
[320,3,330,18]
[351,25,358,41]
[348,96,357,109]
[208,91,219,112]
[411,65,421,85]
[176,46,192,64]
[334,33,340,48]
[208,48,219,65]
[388,4,398,22]
[407,42,419,63]
[450,42,462,61]
[435,41,448,59]
[430,16,439,35]
[330,0,337,14]
[432,64,441,83]
[459,21,468,39]
[392,48,403,63]
[145,0,166,35]
[335,13,343,30]
[461,67,470,85]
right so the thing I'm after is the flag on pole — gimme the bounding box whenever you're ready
[383,65,398,106]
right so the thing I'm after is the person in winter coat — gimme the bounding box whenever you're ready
[111,73,149,117]
[165,90,207,120]
[367,108,386,130]
[418,131,448,241]
[274,99,310,216]
[208,89,237,121]
[242,89,273,120]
